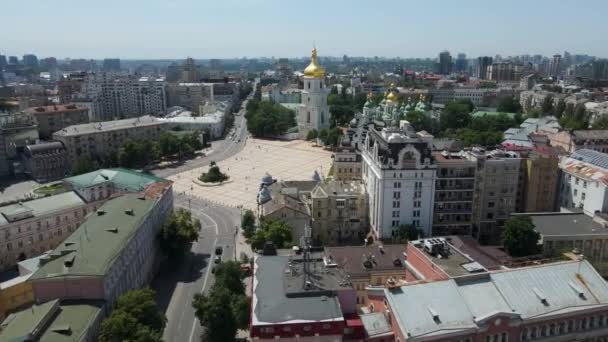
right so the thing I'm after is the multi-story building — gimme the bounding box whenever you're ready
[477,56,493,79]
[102,58,121,72]
[30,183,173,308]
[559,149,608,215]
[250,253,362,341]
[22,141,69,182]
[432,151,476,236]
[0,191,92,272]
[361,125,436,240]
[297,48,330,137]
[0,112,39,177]
[22,54,38,68]
[81,73,166,121]
[437,51,452,75]
[521,148,560,212]
[24,104,90,139]
[466,149,521,244]
[310,180,368,244]
[551,54,562,78]
[334,138,362,181]
[166,83,213,113]
[551,130,608,154]
[487,62,524,83]
[367,259,608,342]
[52,115,168,167]
[430,87,495,106]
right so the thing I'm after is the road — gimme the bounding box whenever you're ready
[153,195,241,342]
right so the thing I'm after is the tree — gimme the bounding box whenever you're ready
[394,224,423,243]
[306,129,319,141]
[241,210,256,238]
[318,128,329,142]
[159,208,201,259]
[192,289,238,342]
[541,95,554,115]
[441,101,472,131]
[592,115,608,129]
[404,110,432,132]
[72,155,96,175]
[213,261,245,295]
[501,216,540,257]
[248,219,292,250]
[245,99,296,137]
[232,295,251,329]
[320,127,343,147]
[199,163,229,183]
[99,289,165,342]
[555,98,566,118]
[496,96,521,113]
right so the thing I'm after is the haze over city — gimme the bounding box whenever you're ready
[3,0,608,59]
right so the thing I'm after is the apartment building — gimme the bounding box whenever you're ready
[466,149,521,244]
[310,180,368,244]
[551,130,608,154]
[521,148,561,212]
[30,183,173,308]
[22,141,69,182]
[334,138,362,181]
[432,151,476,236]
[24,104,89,139]
[361,125,436,240]
[166,83,213,114]
[0,112,38,177]
[559,149,608,215]
[52,115,168,167]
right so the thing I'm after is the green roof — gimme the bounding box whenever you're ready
[63,168,168,192]
[472,111,517,119]
[30,194,156,280]
[0,299,103,342]
[0,192,86,227]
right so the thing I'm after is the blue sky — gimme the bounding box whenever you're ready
[1,0,607,59]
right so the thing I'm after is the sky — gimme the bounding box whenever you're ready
[1,0,607,60]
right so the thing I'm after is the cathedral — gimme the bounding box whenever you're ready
[297,47,330,137]
[361,84,430,128]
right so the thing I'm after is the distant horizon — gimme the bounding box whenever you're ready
[2,0,607,59]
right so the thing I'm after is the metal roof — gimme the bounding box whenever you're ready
[63,168,167,191]
[571,149,608,170]
[0,191,86,227]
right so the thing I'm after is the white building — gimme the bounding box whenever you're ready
[160,100,231,139]
[297,48,330,137]
[361,125,436,240]
[559,149,608,216]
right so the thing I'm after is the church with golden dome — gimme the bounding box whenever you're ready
[298,47,330,136]
[362,84,430,127]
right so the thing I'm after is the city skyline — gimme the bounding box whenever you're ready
[2,0,608,59]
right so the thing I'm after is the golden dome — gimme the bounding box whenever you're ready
[367,91,373,100]
[385,83,399,103]
[304,47,325,78]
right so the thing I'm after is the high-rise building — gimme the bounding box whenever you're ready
[550,54,562,78]
[361,125,436,239]
[486,62,523,83]
[454,53,467,73]
[102,58,121,71]
[8,56,19,65]
[39,57,57,70]
[22,54,38,68]
[476,56,493,79]
[0,55,6,69]
[181,57,200,82]
[437,51,452,75]
[297,47,330,136]
[592,59,608,81]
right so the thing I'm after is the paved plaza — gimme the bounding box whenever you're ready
[169,138,333,211]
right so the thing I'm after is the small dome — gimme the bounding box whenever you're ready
[258,186,272,204]
[261,172,273,185]
[303,47,325,78]
[385,83,399,103]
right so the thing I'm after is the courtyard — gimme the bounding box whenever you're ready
[169,138,333,211]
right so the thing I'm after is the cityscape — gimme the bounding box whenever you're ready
[3,2,608,342]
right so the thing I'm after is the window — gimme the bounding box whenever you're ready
[582,192,586,200]
[303,325,312,332]
[574,189,578,196]
[488,201,495,208]
[392,211,400,217]
[6,243,12,251]
[393,191,400,199]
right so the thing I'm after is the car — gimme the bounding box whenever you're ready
[214,255,222,264]
[215,246,223,255]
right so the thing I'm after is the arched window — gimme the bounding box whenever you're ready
[308,82,310,89]
[307,112,310,123]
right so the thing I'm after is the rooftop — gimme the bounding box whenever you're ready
[324,245,408,278]
[63,168,168,191]
[252,255,349,325]
[311,180,365,198]
[387,260,608,339]
[0,299,103,342]
[53,115,165,137]
[514,212,608,237]
[410,238,488,278]
[30,193,156,280]
[561,151,608,186]
[570,149,608,170]
[573,130,608,140]
[24,104,87,114]
[0,191,85,226]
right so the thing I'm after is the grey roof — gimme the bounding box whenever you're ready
[573,130,608,140]
[252,255,345,325]
[360,312,392,337]
[387,260,608,339]
[516,212,608,237]
[0,191,86,226]
[571,149,608,170]
[53,115,165,137]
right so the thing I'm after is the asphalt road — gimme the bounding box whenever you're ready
[154,194,241,342]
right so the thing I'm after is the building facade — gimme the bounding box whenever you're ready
[24,104,90,139]
[22,141,69,182]
[559,149,608,215]
[297,48,330,137]
[551,130,608,154]
[521,148,560,212]
[334,139,362,181]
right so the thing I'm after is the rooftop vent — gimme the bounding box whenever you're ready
[125,209,134,216]
[393,258,403,267]
[64,255,76,268]
[105,227,119,233]
[51,324,72,335]
[96,210,106,216]
[428,306,440,323]
[568,281,586,299]
[533,287,548,304]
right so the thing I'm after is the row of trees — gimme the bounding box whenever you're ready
[72,131,204,175]
[248,218,292,251]
[245,99,296,137]
[99,288,166,342]
[192,261,250,342]
[306,127,343,147]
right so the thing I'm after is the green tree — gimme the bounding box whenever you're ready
[318,128,329,142]
[404,110,432,132]
[248,219,292,250]
[99,289,165,342]
[555,98,566,118]
[159,209,201,259]
[199,163,229,183]
[592,115,608,129]
[192,289,238,342]
[496,96,521,113]
[72,155,96,175]
[320,127,342,147]
[394,224,423,242]
[540,95,554,115]
[213,261,245,295]
[245,99,296,137]
[241,210,256,238]
[441,101,472,131]
[232,294,251,329]
[306,129,319,141]
[501,216,541,257]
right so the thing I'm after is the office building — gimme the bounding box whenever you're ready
[551,54,562,78]
[0,55,7,69]
[466,149,521,244]
[367,259,608,341]
[592,59,608,81]
[437,51,452,75]
[182,57,200,82]
[310,180,368,244]
[454,53,467,73]
[102,58,121,72]
[52,115,168,168]
[166,83,213,113]
[432,151,476,236]
[361,125,436,240]
[24,104,90,139]
[8,56,19,65]
[297,47,330,137]
[22,142,69,182]
[559,149,608,215]
[22,54,38,68]
[477,56,493,79]
[30,183,173,308]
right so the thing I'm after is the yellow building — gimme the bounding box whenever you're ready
[0,274,34,322]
